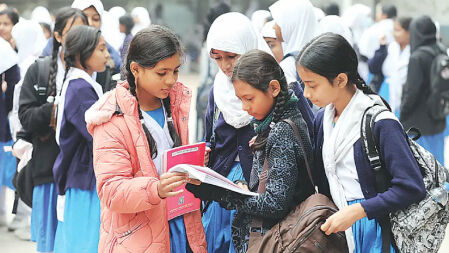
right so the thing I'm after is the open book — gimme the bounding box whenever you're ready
[171,164,259,197]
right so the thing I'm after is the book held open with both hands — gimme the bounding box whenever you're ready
[163,142,258,220]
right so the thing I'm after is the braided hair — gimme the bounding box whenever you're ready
[48,7,87,97]
[125,25,183,159]
[296,33,391,110]
[231,49,290,151]
[63,25,102,82]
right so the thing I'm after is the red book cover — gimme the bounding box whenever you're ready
[163,142,205,220]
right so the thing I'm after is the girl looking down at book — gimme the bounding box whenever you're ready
[85,25,206,253]
[187,49,315,253]
[200,12,259,253]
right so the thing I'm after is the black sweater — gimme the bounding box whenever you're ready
[18,58,59,186]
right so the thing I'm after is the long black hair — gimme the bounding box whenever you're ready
[125,25,183,158]
[63,25,102,81]
[296,33,391,110]
[48,7,88,97]
[231,49,289,151]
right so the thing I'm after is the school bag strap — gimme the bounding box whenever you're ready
[360,105,392,253]
[35,56,52,104]
[361,104,449,253]
[248,118,318,249]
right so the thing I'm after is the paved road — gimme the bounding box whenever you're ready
[1,74,449,252]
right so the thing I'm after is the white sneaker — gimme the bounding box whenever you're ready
[7,215,29,232]
[14,226,31,241]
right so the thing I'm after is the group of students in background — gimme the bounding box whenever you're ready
[0,0,448,252]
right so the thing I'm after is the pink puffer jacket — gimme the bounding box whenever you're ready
[86,81,207,253]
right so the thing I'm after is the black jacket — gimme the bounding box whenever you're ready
[18,57,59,186]
[400,16,446,135]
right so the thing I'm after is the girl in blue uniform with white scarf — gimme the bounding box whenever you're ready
[201,12,258,253]
[297,33,426,252]
[52,25,109,252]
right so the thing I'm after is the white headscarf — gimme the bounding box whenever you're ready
[31,6,52,26]
[383,42,410,113]
[206,12,257,129]
[103,6,126,51]
[251,10,271,33]
[261,20,276,38]
[109,6,126,18]
[71,0,104,20]
[131,7,151,35]
[56,68,103,144]
[0,37,18,74]
[341,4,372,46]
[319,15,354,46]
[12,20,47,71]
[314,7,325,22]
[269,0,317,55]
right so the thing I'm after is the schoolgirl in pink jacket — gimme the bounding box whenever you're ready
[86,25,207,253]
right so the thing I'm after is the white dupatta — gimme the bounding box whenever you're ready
[206,12,258,129]
[322,90,385,252]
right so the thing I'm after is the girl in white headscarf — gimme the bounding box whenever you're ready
[200,12,258,253]
[131,7,151,35]
[269,0,317,85]
[31,6,52,27]
[261,20,284,63]
[10,20,47,139]
[250,10,270,34]
[105,6,126,51]
[0,37,19,230]
[319,15,354,46]
[12,20,47,72]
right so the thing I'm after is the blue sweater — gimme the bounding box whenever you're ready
[52,78,99,195]
[313,109,426,220]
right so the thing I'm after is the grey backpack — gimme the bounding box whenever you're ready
[361,105,449,253]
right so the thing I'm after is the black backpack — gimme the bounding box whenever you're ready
[13,57,51,208]
[420,45,449,120]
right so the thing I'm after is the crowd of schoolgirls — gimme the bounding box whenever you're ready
[1,0,448,252]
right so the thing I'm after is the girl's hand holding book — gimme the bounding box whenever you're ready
[157,172,189,199]
[204,147,211,166]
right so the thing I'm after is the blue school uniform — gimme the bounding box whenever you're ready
[30,183,58,252]
[145,107,193,253]
[313,109,426,252]
[1,65,20,190]
[52,78,101,253]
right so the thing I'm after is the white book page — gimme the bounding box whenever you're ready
[170,164,259,197]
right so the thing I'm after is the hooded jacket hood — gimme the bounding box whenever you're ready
[409,15,437,52]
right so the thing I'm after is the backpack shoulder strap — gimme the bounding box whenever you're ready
[360,104,393,253]
[283,118,317,193]
[35,56,52,102]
